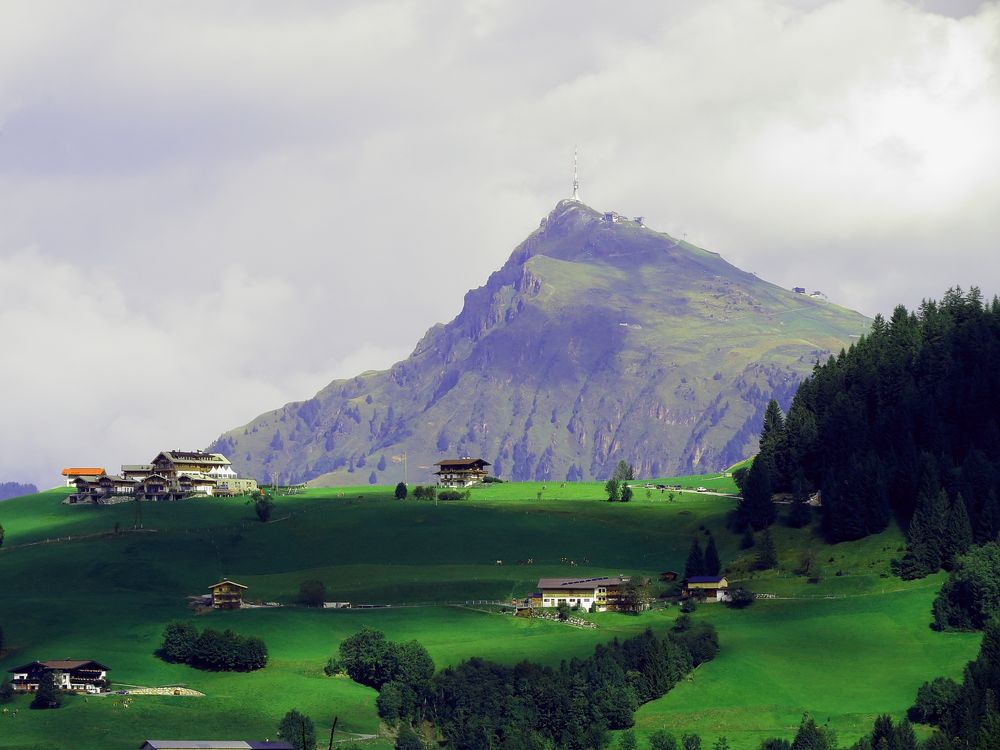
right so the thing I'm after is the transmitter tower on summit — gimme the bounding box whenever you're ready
[571,147,580,202]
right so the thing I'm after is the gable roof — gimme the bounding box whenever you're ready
[9,659,108,673]
[686,576,727,584]
[537,576,626,589]
[62,467,105,477]
[208,579,248,590]
[152,451,230,466]
[434,458,491,468]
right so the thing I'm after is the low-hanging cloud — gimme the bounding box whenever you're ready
[0,0,998,487]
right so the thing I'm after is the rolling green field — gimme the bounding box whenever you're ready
[0,481,980,749]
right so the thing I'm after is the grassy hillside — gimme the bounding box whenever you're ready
[0,484,979,749]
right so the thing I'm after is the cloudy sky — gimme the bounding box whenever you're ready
[1,0,998,489]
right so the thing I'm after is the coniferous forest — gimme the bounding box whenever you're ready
[740,287,1000,555]
[738,288,1000,748]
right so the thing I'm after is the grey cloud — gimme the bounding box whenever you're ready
[1,0,999,487]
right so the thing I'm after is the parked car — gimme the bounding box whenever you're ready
[696,486,708,492]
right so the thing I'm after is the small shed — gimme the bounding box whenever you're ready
[208,579,248,609]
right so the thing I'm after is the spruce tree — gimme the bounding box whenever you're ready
[787,473,812,529]
[740,454,777,531]
[790,713,828,750]
[605,478,621,502]
[684,538,706,579]
[30,671,61,709]
[942,493,973,569]
[975,490,1000,544]
[704,534,721,577]
[755,530,778,570]
[760,400,788,488]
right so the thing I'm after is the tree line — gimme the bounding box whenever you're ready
[738,289,1000,558]
[158,621,268,671]
[334,620,717,750]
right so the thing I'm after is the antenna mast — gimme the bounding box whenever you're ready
[572,147,580,201]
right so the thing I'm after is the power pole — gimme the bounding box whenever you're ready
[327,715,338,750]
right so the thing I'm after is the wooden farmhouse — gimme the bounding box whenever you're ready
[61,467,105,487]
[536,576,629,612]
[8,659,109,694]
[434,458,491,487]
[209,579,248,609]
[684,575,729,601]
[65,450,257,504]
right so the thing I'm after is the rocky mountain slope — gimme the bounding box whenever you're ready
[208,200,870,486]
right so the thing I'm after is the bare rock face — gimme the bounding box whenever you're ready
[208,200,870,485]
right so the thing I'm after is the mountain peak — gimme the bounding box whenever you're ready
[209,201,871,487]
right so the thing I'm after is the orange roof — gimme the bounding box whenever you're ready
[61,467,105,476]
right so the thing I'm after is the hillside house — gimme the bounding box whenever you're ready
[61,467,105,487]
[151,450,236,481]
[684,576,729,601]
[68,474,137,503]
[209,579,248,609]
[536,576,630,612]
[434,458,491,487]
[8,660,109,693]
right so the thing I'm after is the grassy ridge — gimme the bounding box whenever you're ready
[0,483,980,749]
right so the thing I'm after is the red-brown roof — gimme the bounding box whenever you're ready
[61,467,105,476]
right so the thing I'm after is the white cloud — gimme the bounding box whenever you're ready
[0,0,999,486]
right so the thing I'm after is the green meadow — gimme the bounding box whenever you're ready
[0,481,980,749]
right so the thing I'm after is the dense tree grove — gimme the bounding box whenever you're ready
[158,621,267,671]
[344,622,716,750]
[684,533,721,579]
[338,628,434,692]
[743,289,1000,549]
[930,542,1000,631]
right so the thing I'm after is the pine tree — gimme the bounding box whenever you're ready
[760,400,788,488]
[787,473,812,529]
[30,671,61,709]
[704,534,721,576]
[755,530,778,570]
[740,454,777,530]
[605,478,621,502]
[684,538,706,579]
[895,719,918,750]
[790,713,828,750]
[942,493,974,569]
[975,490,1000,544]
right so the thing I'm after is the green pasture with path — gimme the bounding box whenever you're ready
[0,480,979,749]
